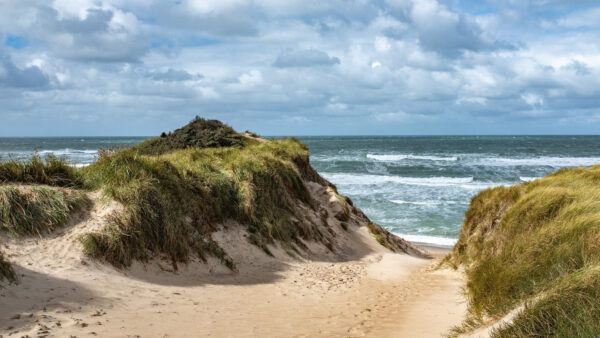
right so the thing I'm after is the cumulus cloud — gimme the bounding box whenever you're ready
[1,0,600,135]
[273,49,340,68]
[147,68,202,82]
[0,48,49,89]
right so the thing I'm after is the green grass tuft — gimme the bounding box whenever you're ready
[448,164,600,336]
[0,249,16,284]
[0,185,90,236]
[0,154,83,187]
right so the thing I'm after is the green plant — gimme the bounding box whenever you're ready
[78,126,329,268]
[0,185,90,236]
[0,249,16,284]
[0,154,83,187]
[447,164,600,336]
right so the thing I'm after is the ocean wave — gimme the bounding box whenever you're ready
[367,154,458,162]
[322,173,473,187]
[390,200,462,206]
[38,149,98,156]
[482,156,600,167]
[392,233,457,247]
[520,176,541,182]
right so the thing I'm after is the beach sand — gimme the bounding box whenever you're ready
[0,239,466,337]
[0,193,468,337]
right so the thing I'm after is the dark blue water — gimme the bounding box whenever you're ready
[2,135,600,246]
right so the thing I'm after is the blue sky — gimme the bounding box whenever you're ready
[1,0,599,136]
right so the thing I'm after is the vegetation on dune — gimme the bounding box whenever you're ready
[0,154,83,187]
[79,124,331,268]
[0,185,90,237]
[134,117,246,155]
[0,250,16,284]
[0,117,406,272]
[447,164,600,337]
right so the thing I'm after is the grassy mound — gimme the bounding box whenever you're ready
[79,132,332,269]
[0,185,90,236]
[0,117,408,272]
[134,117,245,155]
[447,164,600,336]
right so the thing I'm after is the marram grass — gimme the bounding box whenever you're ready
[447,164,600,337]
[79,137,326,269]
[0,249,15,284]
[0,185,90,236]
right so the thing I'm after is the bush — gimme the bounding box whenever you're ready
[133,116,246,155]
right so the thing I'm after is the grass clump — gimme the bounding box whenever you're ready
[447,164,600,336]
[0,154,82,187]
[79,118,327,269]
[134,116,246,155]
[0,249,16,284]
[0,185,90,236]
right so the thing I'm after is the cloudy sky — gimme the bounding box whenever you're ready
[1,0,599,136]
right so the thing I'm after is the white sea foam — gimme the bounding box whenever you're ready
[390,200,464,206]
[520,176,541,182]
[367,154,458,162]
[482,156,600,167]
[38,149,98,156]
[392,233,457,247]
[322,173,473,187]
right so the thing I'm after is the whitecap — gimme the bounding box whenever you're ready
[322,173,473,187]
[392,233,457,247]
[367,154,458,162]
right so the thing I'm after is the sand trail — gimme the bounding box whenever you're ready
[0,193,467,337]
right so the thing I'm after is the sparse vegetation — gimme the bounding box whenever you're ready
[0,250,15,284]
[0,185,90,236]
[447,164,600,337]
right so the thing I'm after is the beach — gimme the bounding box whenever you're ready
[1,227,464,337]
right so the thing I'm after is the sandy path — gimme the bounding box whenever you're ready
[0,199,467,337]
[0,253,465,337]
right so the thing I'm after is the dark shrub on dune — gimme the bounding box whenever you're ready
[134,116,246,155]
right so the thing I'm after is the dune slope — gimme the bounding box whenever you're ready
[448,164,600,337]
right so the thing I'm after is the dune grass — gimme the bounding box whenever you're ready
[0,185,90,237]
[0,249,16,284]
[447,164,600,336]
[78,137,327,268]
[0,154,83,187]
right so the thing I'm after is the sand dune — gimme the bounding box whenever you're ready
[0,194,467,337]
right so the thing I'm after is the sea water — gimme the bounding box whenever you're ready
[2,135,600,247]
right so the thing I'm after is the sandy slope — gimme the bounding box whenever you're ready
[0,189,468,337]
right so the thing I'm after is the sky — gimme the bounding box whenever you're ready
[0,0,599,136]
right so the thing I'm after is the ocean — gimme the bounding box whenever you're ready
[2,135,600,247]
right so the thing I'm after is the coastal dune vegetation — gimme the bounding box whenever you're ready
[0,117,410,283]
[447,164,600,337]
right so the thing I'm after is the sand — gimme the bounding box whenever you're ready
[0,190,469,337]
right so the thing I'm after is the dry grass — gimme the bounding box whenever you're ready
[0,249,15,284]
[447,164,600,336]
[0,185,90,237]
[78,136,328,268]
